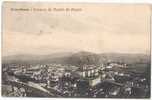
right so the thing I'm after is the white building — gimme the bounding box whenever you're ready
[77,64,102,87]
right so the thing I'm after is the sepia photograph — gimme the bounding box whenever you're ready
[2,2,151,98]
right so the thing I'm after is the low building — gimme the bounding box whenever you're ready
[77,65,100,78]
[88,76,101,87]
[76,65,101,87]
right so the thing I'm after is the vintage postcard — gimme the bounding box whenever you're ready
[2,2,151,98]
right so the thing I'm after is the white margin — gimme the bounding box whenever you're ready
[0,0,152,100]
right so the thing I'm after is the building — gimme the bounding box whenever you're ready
[77,64,101,87]
[77,65,100,77]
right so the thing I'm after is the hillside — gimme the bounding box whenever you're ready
[2,51,150,66]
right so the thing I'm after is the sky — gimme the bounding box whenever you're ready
[2,2,151,56]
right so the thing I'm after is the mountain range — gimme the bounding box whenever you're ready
[2,51,150,66]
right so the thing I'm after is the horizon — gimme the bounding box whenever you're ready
[2,50,150,57]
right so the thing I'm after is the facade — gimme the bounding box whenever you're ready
[77,65,100,78]
[88,76,101,87]
[77,65,101,87]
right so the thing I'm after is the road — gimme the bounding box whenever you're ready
[7,80,62,97]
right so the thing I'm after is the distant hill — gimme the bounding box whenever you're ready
[2,51,150,66]
[2,52,73,64]
[99,53,150,64]
[67,51,100,66]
